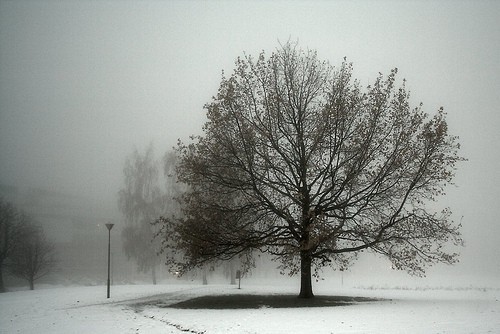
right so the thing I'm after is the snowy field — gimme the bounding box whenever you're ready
[1,282,499,334]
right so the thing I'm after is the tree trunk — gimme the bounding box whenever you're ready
[230,263,236,285]
[29,278,34,290]
[202,274,208,285]
[0,261,5,293]
[152,266,157,285]
[230,271,236,285]
[298,250,314,298]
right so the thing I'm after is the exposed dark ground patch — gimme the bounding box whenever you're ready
[166,294,385,309]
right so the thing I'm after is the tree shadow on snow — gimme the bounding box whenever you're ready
[166,294,385,309]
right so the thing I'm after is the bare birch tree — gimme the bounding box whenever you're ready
[119,144,165,284]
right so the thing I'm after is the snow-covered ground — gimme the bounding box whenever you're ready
[1,282,499,333]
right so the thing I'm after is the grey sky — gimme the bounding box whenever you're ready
[1,0,499,283]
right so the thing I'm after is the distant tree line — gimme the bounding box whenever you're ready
[0,198,57,291]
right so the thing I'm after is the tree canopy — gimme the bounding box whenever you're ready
[158,42,464,298]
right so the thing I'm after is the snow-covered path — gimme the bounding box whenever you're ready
[1,283,499,333]
[0,284,204,334]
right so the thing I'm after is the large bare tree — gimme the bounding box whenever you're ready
[158,42,464,298]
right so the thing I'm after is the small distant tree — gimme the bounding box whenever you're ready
[119,144,168,284]
[7,222,56,290]
[0,198,27,292]
[157,42,464,298]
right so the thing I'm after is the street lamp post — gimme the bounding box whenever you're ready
[105,223,114,298]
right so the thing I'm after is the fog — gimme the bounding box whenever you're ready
[1,1,499,288]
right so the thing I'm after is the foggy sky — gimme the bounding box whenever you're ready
[1,0,499,283]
